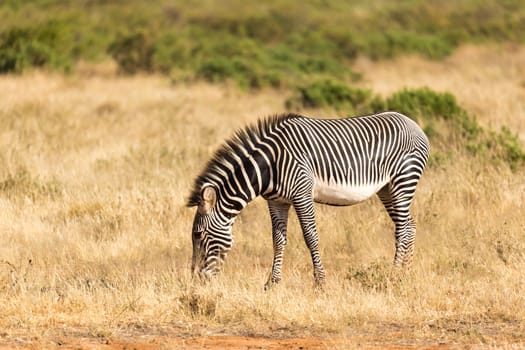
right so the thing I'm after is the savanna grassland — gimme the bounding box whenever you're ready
[0,45,524,349]
[1,1,525,349]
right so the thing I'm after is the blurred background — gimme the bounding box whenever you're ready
[1,0,524,84]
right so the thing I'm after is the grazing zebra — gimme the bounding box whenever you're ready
[187,112,429,288]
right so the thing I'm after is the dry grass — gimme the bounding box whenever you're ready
[0,45,524,347]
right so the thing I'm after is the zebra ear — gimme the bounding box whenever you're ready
[199,185,217,213]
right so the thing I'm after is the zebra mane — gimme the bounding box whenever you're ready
[186,113,302,207]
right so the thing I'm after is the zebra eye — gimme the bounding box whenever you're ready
[193,221,206,237]
[193,229,205,240]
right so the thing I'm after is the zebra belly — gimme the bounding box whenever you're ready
[313,179,388,206]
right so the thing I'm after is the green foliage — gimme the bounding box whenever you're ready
[192,35,278,88]
[152,30,190,72]
[383,87,482,139]
[357,31,454,60]
[109,31,155,74]
[2,0,525,84]
[380,88,525,169]
[382,88,463,119]
[487,127,525,171]
[286,80,375,114]
[0,21,74,73]
[381,88,524,169]
[288,84,525,170]
[196,57,276,89]
[0,2,523,168]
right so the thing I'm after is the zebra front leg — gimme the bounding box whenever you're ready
[293,197,325,286]
[265,201,291,290]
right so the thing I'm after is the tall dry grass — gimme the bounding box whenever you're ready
[0,45,524,345]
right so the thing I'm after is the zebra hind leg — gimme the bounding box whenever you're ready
[293,197,325,286]
[378,183,417,268]
[265,201,291,290]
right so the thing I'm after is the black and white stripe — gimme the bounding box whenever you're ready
[187,112,430,287]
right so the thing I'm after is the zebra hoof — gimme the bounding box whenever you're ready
[314,278,325,291]
[264,278,280,291]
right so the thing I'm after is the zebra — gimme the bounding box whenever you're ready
[187,112,429,288]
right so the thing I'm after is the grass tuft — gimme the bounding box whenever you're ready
[346,259,403,292]
[0,167,63,200]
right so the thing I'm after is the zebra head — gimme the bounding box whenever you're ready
[191,185,234,279]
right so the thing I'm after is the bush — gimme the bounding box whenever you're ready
[324,30,360,60]
[2,1,525,75]
[358,31,454,60]
[186,11,298,43]
[190,34,277,88]
[287,84,525,170]
[487,127,525,171]
[381,88,524,169]
[109,31,155,74]
[383,88,463,121]
[196,56,281,89]
[0,21,74,73]
[286,80,376,114]
[383,87,481,139]
[196,57,238,84]
[152,30,190,73]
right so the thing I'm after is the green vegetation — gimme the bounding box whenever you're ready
[381,88,525,170]
[287,82,525,170]
[1,0,525,87]
[1,0,523,169]
[0,21,75,73]
[285,79,373,114]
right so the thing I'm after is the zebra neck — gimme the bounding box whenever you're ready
[216,186,255,213]
[213,148,272,213]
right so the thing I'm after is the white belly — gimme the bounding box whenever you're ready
[313,179,388,206]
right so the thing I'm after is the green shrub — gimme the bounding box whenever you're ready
[152,30,190,73]
[196,56,279,89]
[2,1,525,75]
[357,31,454,60]
[191,34,277,88]
[487,127,525,171]
[285,31,337,57]
[383,87,463,120]
[324,30,360,60]
[186,11,298,43]
[286,80,375,114]
[381,88,524,169]
[0,21,74,73]
[383,87,482,139]
[196,57,238,83]
[287,85,525,170]
[109,30,155,74]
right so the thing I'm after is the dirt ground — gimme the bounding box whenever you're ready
[1,323,523,350]
[0,335,455,350]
